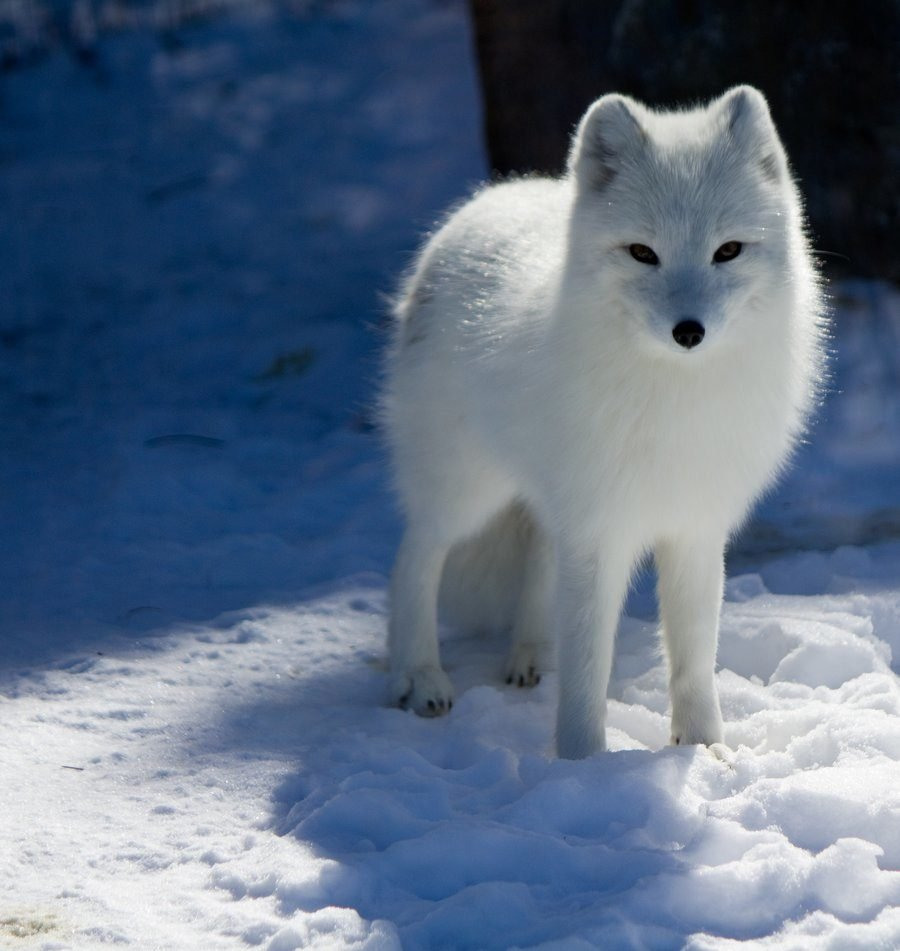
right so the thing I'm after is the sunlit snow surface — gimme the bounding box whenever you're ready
[1,2,899,948]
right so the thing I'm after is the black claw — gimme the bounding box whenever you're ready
[448,699,453,710]
[505,676,513,685]
[427,699,436,712]
[398,693,410,709]
[517,675,524,687]
[535,674,541,685]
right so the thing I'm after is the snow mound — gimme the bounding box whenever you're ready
[197,572,900,949]
[5,566,897,948]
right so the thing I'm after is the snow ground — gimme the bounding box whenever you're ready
[0,2,899,948]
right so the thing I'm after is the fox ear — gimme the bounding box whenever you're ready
[718,85,787,182]
[568,94,647,191]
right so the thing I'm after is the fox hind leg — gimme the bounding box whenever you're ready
[505,514,554,688]
[388,457,518,716]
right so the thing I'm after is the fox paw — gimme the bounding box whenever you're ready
[670,693,724,747]
[390,666,454,717]
[504,643,542,688]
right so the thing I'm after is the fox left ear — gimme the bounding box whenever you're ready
[718,85,787,182]
[568,93,648,192]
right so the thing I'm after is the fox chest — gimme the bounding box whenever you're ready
[544,376,795,538]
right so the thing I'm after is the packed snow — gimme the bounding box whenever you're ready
[1,2,898,948]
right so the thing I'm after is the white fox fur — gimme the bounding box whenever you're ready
[381,86,826,758]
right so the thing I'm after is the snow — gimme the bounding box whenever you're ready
[1,1,899,948]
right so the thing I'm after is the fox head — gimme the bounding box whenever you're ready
[564,86,811,358]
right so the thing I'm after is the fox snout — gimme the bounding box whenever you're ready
[672,319,706,349]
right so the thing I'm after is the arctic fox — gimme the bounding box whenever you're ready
[382,86,826,758]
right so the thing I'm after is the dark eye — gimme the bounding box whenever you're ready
[629,244,659,265]
[713,241,742,263]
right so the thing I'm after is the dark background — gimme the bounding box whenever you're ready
[469,0,900,283]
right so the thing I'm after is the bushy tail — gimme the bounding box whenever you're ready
[437,501,535,636]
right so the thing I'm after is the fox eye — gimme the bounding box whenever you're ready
[629,244,659,265]
[713,241,742,263]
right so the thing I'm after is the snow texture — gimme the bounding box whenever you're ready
[0,2,899,949]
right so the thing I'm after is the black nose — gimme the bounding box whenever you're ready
[672,319,705,349]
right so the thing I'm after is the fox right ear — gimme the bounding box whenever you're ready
[717,85,787,183]
[568,94,647,191]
